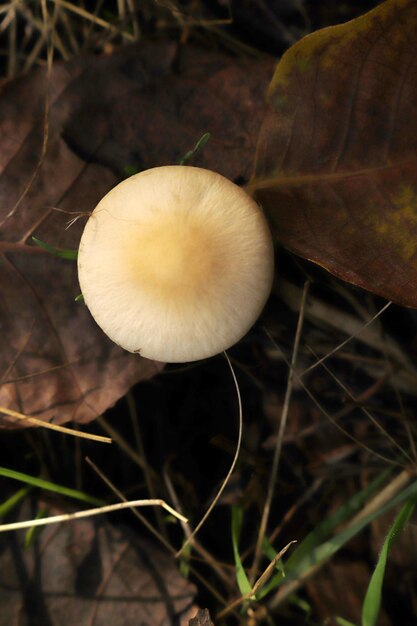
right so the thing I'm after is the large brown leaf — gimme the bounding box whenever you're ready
[0,501,196,625]
[0,42,274,427]
[252,0,417,307]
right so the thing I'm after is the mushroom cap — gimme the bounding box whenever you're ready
[78,166,274,362]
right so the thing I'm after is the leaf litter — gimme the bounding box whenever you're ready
[0,41,274,428]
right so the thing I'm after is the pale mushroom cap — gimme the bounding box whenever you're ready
[78,166,274,362]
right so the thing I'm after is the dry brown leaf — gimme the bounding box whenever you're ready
[0,500,196,625]
[0,42,274,427]
[252,0,417,307]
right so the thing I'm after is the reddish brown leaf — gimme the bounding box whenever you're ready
[0,42,274,426]
[0,501,195,625]
[252,0,417,307]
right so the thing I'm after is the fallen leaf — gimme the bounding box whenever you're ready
[0,42,274,426]
[0,500,195,625]
[189,607,215,625]
[252,0,417,307]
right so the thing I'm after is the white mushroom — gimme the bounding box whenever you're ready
[77,165,274,362]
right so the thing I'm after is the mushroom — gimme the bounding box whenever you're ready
[77,165,274,362]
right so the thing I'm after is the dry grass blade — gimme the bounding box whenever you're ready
[86,456,173,551]
[86,457,231,611]
[279,280,416,390]
[97,415,157,471]
[252,541,297,595]
[217,541,297,619]
[268,469,415,610]
[0,405,112,444]
[300,301,392,377]
[250,281,309,582]
[163,463,232,588]
[307,345,415,465]
[0,498,188,532]
[349,468,414,527]
[264,331,405,467]
[7,5,16,77]
[126,391,167,537]
[50,0,135,40]
[176,351,242,557]
[0,0,53,227]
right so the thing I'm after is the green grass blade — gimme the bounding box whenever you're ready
[286,469,392,571]
[335,618,357,626]
[256,572,284,599]
[179,132,210,166]
[282,477,417,585]
[31,236,78,260]
[0,487,30,518]
[288,594,313,617]
[0,467,103,506]
[361,498,415,626]
[179,540,192,579]
[255,537,286,599]
[231,506,253,596]
[24,507,48,549]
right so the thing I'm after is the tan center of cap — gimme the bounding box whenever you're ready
[121,213,220,302]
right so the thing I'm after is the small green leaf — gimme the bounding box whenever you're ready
[179,132,210,166]
[231,506,253,597]
[362,498,416,626]
[123,164,140,177]
[31,236,78,260]
[75,293,84,302]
